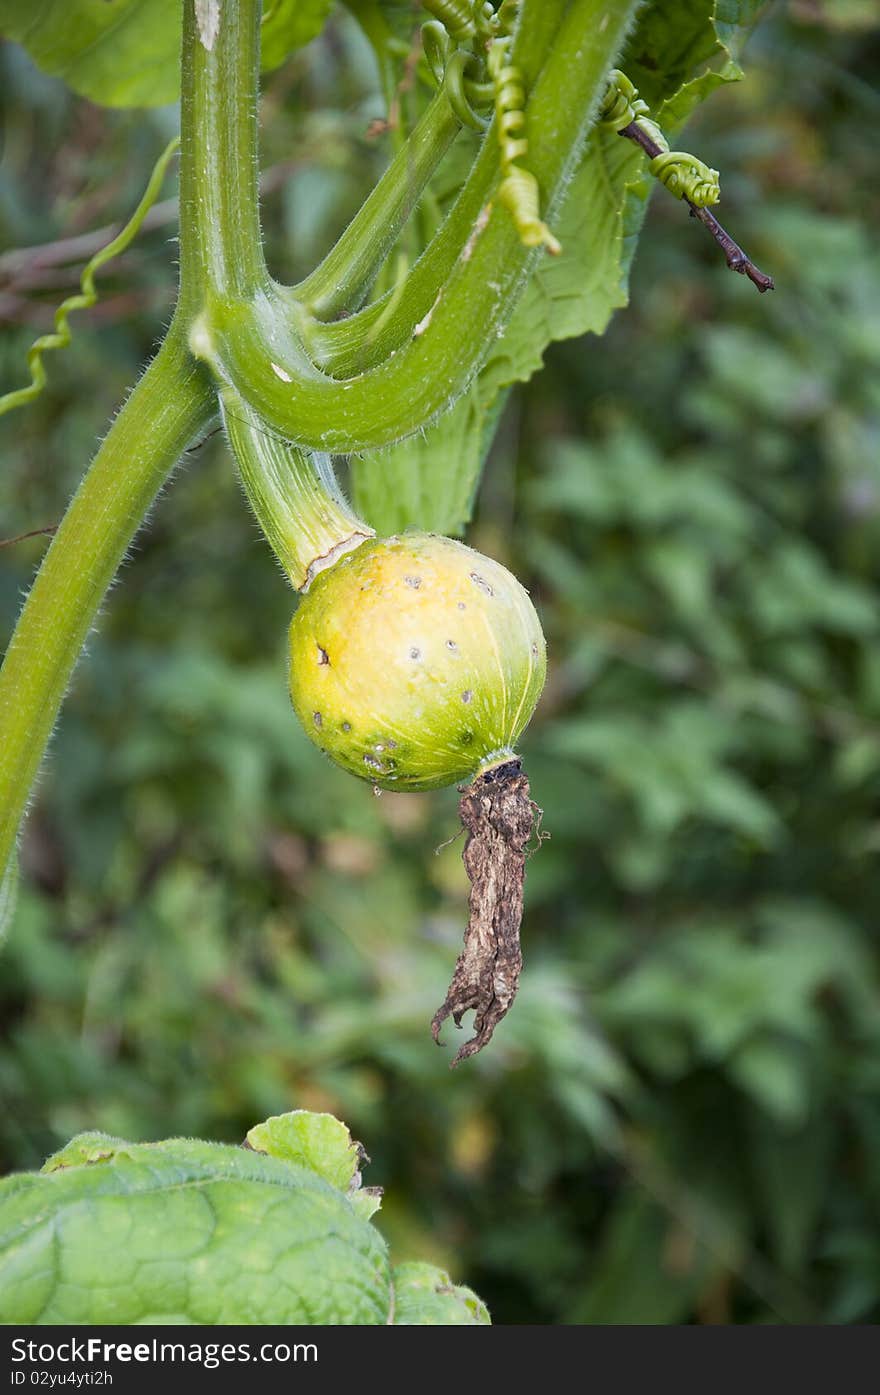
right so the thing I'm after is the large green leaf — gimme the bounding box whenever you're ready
[0,0,334,107]
[0,0,183,107]
[0,1111,489,1324]
[351,0,760,536]
[261,0,335,71]
[352,129,647,536]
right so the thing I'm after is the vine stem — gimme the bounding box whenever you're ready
[209,0,642,452]
[178,0,268,306]
[292,89,462,320]
[619,120,774,292]
[0,324,215,877]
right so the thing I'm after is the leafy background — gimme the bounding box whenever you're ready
[2,0,880,1323]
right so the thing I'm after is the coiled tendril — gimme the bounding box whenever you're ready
[486,2,560,253]
[421,3,559,250]
[421,7,496,131]
[598,68,720,208]
[0,136,181,419]
[421,0,478,42]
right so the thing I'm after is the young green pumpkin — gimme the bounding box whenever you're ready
[288,532,546,791]
[222,393,545,1062]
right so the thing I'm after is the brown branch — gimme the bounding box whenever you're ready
[619,121,775,293]
[0,525,58,549]
[0,160,305,286]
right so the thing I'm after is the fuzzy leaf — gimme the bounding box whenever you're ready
[261,0,335,71]
[0,0,333,108]
[245,1109,382,1218]
[0,1113,482,1324]
[353,0,759,534]
[0,0,183,107]
[0,1133,388,1323]
[392,1261,490,1325]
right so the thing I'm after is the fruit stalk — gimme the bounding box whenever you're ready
[220,387,373,589]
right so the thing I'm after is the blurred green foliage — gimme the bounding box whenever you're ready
[2,3,880,1325]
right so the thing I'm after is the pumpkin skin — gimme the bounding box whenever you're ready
[288,533,546,791]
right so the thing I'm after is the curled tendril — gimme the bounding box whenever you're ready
[492,55,529,166]
[598,68,721,209]
[487,10,560,255]
[445,48,492,130]
[598,68,648,130]
[650,150,720,206]
[420,0,558,247]
[422,12,493,128]
[420,0,476,42]
[0,136,180,419]
[473,0,502,43]
[496,167,560,253]
[422,18,452,86]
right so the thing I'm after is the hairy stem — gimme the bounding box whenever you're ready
[292,0,568,377]
[208,0,640,453]
[220,387,373,589]
[0,325,215,875]
[178,0,268,307]
[292,89,462,320]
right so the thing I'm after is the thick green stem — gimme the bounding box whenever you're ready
[293,89,462,320]
[205,0,639,453]
[293,0,568,376]
[0,325,215,875]
[295,125,499,377]
[220,387,373,590]
[178,0,268,306]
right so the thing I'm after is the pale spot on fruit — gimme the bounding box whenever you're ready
[446,640,458,652]
[364,753,383,771]
[470,572,493,596]
[461,689,473,704]
[317,645,329,665]
[342,721,352,732]
[457,602,467,611]
[410,646,422,660]
[313,712,323,728]
[404,575,422,589]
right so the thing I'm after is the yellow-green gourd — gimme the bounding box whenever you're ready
[288,533,546,791]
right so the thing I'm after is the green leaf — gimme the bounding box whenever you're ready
[392,1261,490,1325]
[728,1036,812,1127]
[0,0,333,108]
[353,0,758,534]
[352,382,485,537]
[352,128,647,534]
[0,1112,486,1324]
[246,1109,382,1219]
[261,0,335,71]
[0,0,184,108]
